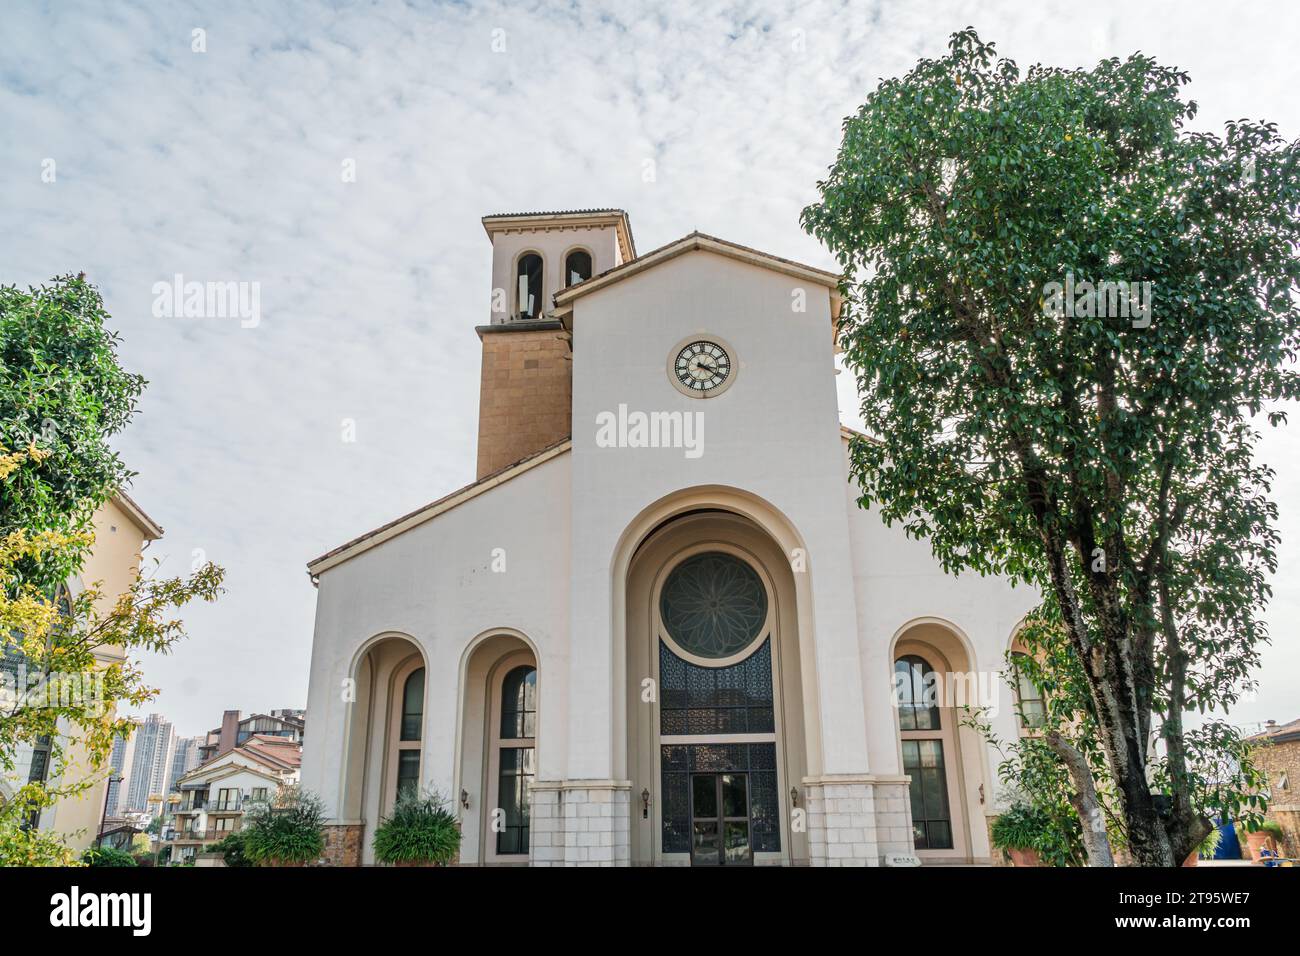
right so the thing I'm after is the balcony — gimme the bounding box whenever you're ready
[170,825,240,843]
[209,799,242,812]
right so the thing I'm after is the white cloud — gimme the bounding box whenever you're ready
[2,0,1296,734]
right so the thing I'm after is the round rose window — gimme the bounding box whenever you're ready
[659,552,768,659]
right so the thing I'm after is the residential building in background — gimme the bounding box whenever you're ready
[0,493,163,854]
[1248,717,1300,858]
[163,734,302,864]
[166,736,204,794]
[103,722,141,819]
[196,709,305,763]
[123,713,176,813]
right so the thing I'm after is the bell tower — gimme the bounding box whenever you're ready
[475,209,635,478]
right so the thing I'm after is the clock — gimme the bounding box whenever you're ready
[670,338,735,397]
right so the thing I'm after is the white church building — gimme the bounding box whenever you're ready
[301,209,1038,866]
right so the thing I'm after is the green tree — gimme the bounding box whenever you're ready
[0,275,224,865]
[803,29,1299,866]
[1,274,145,586]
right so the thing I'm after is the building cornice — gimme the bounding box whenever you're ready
[481,209,635,262]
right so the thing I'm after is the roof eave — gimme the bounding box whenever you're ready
[553,232,841,311]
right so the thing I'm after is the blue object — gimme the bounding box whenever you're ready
[1214,818,1242,860]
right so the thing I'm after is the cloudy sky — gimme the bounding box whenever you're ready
[2,0,1297,736]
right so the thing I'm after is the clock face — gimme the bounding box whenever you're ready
[673,340,732,394]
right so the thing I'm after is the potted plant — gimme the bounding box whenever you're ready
[243,786,326,867]
[373,793,461,867]
[1245,819,1284,862]
[1184,826,1222,867]
[990,804,1045,866]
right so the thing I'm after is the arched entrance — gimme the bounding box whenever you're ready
[339,633,427,865]
[455,631,539,865]
[625,508,811,865]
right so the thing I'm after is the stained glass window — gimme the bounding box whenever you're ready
[659,639,774,735]
[660,552,767,659]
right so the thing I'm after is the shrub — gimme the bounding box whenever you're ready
[81,845,138,867]
[1260,819,1285,841]
[990,804,1050,852]
[242,786,325,866]
[205,831,253,867]
[373,793,461,866]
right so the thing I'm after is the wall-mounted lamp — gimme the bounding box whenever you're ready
[460,789,470,810]
[790,787,799,809]
[640,787,651,819]
[978,784,985,805]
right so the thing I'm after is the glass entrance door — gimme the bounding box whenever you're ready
[690,773,753,866]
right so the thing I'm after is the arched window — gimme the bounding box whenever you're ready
[516,253,543,320]
[393,666,424,803]
[894,654,952,850]
[894,655,940,730]
[565,249,592,287]
[494,665,536,855]
[1011,652,1046,731]
[401,668,424,741]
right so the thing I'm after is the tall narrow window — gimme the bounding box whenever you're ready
[496,665,536,855]
[565,250,592,287]
[895,654,954,850]
[1011,652,1047,730]
[389,663,424,808]
[401,668,425,741]
[516,253,543,319]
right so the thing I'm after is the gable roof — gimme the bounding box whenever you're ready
[552,231,842,317]
[306,436,572,577]
[111,490,163,540]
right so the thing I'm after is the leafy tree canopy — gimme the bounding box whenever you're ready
[804,28,1300,865]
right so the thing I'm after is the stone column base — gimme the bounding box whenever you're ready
[553,780,631,866]
[529,781,565,867]
[321,822,364,867]
[803,775,913,867]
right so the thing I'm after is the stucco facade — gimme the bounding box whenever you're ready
[302,211,1037,866]
[2,493,163,852]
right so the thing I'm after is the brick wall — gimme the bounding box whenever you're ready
[1250,737,1300,856]
[476,323,572,479]
[320,823,364,866]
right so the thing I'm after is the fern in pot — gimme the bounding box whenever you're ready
[990,803,1047,867]
[374,792,461,867]
[243,786,326,867]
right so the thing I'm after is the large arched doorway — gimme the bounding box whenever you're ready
[456,631,539,865]
[339,633,428,865]
[625,509,810,865]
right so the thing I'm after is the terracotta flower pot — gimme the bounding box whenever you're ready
[1245,831,1274,862]
[1183,850,1199,867]
[1008,847,1041,867]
